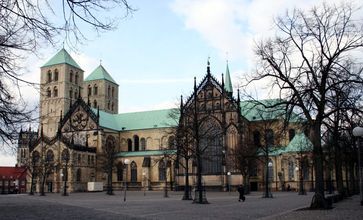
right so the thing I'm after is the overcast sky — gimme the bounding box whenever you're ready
[1,0,354,166]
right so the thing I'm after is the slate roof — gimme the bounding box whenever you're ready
[41,48,82,69]
[85,65,117,84]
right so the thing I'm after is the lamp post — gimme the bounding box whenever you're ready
[352,126,363,206]
[142,172,146,197]
[123,159,130,202]
[227,172,231,195]
[263,161,273,198]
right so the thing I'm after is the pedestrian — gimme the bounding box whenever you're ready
[237,184,245,202]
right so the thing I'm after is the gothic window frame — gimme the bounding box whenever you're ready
[47,70,52,83]
[158,160,166,181]
[75,72,79,85]
[130,161,137,182]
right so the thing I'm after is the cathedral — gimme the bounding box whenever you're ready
[17,49,314,194]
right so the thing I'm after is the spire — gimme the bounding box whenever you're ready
[224,61,233,95]
[180,95,183,110]
[221,73,225,91]
[194,77,197,91]
[207,57,211,76]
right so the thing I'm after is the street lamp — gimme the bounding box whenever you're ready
[263,161,273,198]
[352,126,363,206]
[227,172,231,195]
[123,159,130,202]
[142,172,146,197]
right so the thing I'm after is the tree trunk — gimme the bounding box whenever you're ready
[309,122,327,209]
[183,158,192,200]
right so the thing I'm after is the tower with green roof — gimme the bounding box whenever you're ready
[83,64,119,114]
[40,48,84,136]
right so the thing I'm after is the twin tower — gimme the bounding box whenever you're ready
[40,49,119,137]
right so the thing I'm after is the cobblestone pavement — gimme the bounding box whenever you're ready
[0,191,361,219]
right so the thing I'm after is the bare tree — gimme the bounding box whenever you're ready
[249,2,363,208]
[1,0,133,148]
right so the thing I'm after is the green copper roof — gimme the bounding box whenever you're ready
[240,99,303,123]
[285,133,313,152]
[225,63,233,94]
[115,149,177,157]
[93,108,178,131]
[85,65,117,84]
[42,48,82,69]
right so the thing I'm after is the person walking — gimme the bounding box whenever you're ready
[237,184,245,202]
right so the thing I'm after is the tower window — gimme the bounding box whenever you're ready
[112,87,114,97]
[108,86,111,97]
[47,70,52,83]
[94,84,98,95]
[93,100,97,108]
[69,88,73,99]
[53,87,58,97]
[88,85,91,96]
[75,72,79,85]
[54,69,58,81]
[111,102,114,111]
[108,101,110,110]
[46,87,51,97]
[70,70,73,82]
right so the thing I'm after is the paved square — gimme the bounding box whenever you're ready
[0,191,361,219]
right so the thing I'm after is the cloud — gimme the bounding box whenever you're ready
[0,154,17,166]
[120,78,192,84]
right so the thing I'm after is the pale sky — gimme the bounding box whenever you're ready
[0,0,353,165]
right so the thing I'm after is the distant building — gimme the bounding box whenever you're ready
[0,166,27,194]
[17,49,314,193]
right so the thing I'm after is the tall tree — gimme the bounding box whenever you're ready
[250,2,363,208]
[0,0,133,147]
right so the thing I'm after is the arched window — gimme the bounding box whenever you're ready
[127,139,132,151]
[289,129,296,141]
[200,118,223,174]
[140,138,146,151]
[54,69,58,81]
[47,70,52,83]
[69,88,73,99]
[265,129,274,146]
[93,84,98,95]
[76,168,81,182]
[46,150,54,162]
[134,135,139,151]
[75,72,79,85]
[111,102,114,111]
[253,130,261,146]
[107,101,110,110]
[46,87,51,97]
[88,85,92,96]
[108,86,111,97]
[112,87,114,97]
[117,162,123,181]
[53,87,58,97]
[70,70,73,82]
[32,151,40,164]
[168,136,175,149]
[130,161,137,182]
[288,158,295,181]
[74,90,77,99]
[93,100,97,108]
[158,160,166,181]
